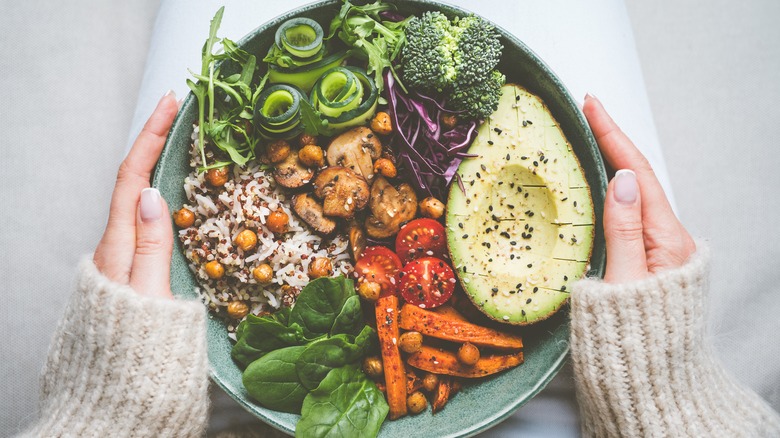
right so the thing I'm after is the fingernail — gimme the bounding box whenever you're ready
[140,188,163,222]
[614,169,638,204]
[164,89,176,98]
[584,93,596,101]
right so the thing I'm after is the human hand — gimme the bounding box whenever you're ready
[583,94,696,283]
[93,91,179,298]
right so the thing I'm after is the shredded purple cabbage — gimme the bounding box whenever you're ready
[384,70,478,199]
[379,10,406,22]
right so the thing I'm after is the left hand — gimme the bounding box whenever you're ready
[93,91,179,299]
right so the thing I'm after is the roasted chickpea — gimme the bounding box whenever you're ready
[362,356,384,379]
[440,113,458,130]
[358,281,381,302]
[173,207,196,228]
[206,166,229,187]
[419,197,445,219]
[308,257,333,279]
[204,260,224,279]
[226,301,249,319]
[252,263,274,284]
[373,158,397,178]
[370,111,393,135]
[298,133,318,147]
[266,210,289,234]
[233,229,257,252]
[406,391,427,415]
[298,144,325,168]
[399,331,423,354]
[457,342,480,366]
[421,372,439,393]
[267,140,291,164]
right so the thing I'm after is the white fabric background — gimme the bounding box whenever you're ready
[1,0,778,436]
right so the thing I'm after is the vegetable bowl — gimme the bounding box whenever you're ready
[153,0,607,436]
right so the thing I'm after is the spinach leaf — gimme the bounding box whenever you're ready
[231,314,305,368]
[330,294,363,336]
[243,346,308,414]
[295,325,376,390]
[296,364,388,438]
[289,276,356,339]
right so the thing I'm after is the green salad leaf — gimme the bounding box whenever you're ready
[231,313,306,368]
[296,364,389,438]
[295,325,376,390]
[189,7,269,171]
[243,346,309,413]
[234,275,385,437]
[288,276,358,339]
[327,0,411,96]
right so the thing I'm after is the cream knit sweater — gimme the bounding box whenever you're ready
[570,246,780,437]
[20,250,780,437]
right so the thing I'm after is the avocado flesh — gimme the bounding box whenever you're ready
[446,84,594,325]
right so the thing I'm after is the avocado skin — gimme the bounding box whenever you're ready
[446,84,594,325]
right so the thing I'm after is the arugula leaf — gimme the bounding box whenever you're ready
[189,7,267,170]
[299,99,332,137]
[296,364,388,438]
[327,0,410,95]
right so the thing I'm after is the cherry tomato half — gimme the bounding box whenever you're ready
[395,218,447,265]
[353,246,403,296]
[398,257,455,308]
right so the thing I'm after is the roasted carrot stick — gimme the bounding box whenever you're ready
[407,345,524,378]
[376,295,407,419]
[399,304,524,350]
[431,305,468,321]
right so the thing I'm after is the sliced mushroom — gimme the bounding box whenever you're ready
[364,176,418,239]
[292,193,337,235]
[273,152,314,189]
[347,220,367,261]
[326,126,383,180]
[312,166,370,219]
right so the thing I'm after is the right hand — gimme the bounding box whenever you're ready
[583,94,696,283]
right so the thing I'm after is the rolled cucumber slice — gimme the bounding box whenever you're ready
[274,18,324,59]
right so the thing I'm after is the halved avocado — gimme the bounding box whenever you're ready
[446,84,594,325]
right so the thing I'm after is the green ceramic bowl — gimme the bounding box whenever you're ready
[153,1,607,436]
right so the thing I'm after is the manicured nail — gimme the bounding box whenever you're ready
[614,169,638,204]
[584,93,596,101]
[164,89,176,99]
[140,188,163,222]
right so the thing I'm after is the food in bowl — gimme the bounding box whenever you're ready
[171,1,596,436]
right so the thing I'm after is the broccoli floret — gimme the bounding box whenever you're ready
[401,11,457,92]
[448,69,506,120]
[401,12,504,119]
[452,15,502,85]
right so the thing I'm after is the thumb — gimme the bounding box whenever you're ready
[603,169,648,283]
[130,187,174,299]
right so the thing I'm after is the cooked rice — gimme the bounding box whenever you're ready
[179,127,353,325]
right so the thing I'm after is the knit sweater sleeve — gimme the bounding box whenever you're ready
[20,257,210,438]
[569,245,780,437]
